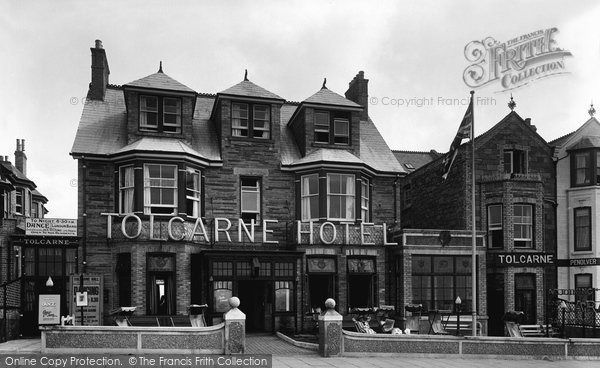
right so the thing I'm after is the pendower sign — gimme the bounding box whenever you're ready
[101,213,398,246]
[494,253,554,267]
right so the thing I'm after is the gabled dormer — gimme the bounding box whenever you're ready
[211,72,285,140]
[288,79,363,157]
[122,63,196,145]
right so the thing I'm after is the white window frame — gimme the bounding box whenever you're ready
[327,173,355,221]
[301,174,319,221]
[15,188,23,215]
[314,111,330,143]
[143,164,178,215]
[31,201,38,219]
[186,168,202,218]
[333,118,350,145]
[162,97,182,133]
[361,179,370,222]
[140,96,159,131]
[232,103,249,137]
[119,166,135,214]
[241,178,260,221]
[513,204,533,248]
[252,105,270,139]
[487,204,503,249]
[2,190,9,217]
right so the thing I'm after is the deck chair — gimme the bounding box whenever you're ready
[189,313,207,327]
[429,312,449,335]
[405,315,420,334]
[505,321,523,337]
[352,318,375,334]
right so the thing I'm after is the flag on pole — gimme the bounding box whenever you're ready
[442,94,474,180]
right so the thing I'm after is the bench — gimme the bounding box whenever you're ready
[443,316,482,336]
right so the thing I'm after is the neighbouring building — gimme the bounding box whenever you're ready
[552,106,600,305]
[0,139,52,339]
[398,100,556,336]
[70,40,406,332]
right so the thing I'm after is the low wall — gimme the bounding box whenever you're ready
[41,324,226,354]
[41,297,246,355]
[340,331,600,359]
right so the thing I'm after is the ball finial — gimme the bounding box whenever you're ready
[325,298,336,309]
[229,296,240,308]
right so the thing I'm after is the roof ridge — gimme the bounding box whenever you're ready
[392,149,439,154]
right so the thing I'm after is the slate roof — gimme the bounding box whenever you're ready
[566,136,600,151]
[303,87,362,108]
[71,88,221,163]
[124,71,195,93]
[219,79,284,101]
[72,85,404,174]
[393,150,442,172]
[0,161,34,185]
[32,188,48,203]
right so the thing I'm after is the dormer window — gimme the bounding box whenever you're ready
[139,95,181,133]
[231,102,270,139]
[314,110,350,145]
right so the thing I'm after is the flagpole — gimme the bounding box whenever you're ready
[470,90,477,336]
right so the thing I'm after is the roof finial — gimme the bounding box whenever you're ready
[244,69,248,81]
[158,61,163,73]
[508,93,516,111]
[322,78,327,89]
[589,101,596,117]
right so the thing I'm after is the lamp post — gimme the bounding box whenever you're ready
[559,300,567,339]
[455,296,462,336]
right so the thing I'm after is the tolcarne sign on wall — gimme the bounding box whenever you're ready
[494,253,554,267]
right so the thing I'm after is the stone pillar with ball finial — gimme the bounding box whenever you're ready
[224,296,246,354]
[318,298,343,357]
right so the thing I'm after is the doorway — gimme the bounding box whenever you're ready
[237,280,271,332]
[515,273,536,324]
[309,275,334,310]
[487,273,505,336]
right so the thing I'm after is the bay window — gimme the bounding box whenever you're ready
[186,168,201,218]
[119,166,135,213]
[487,204,503,249]
[327,173,354,221]
[360,179,370,221]
[144,164,177,215]
[513,204,533,248]
[301,174,319,221]
[574,207,591,251]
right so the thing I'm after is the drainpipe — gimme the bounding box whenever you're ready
[82,157,87,273]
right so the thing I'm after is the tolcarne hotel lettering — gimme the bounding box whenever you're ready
[101,213,398,245]
[496,253,554,266]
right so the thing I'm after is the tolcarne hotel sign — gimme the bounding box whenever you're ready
[494,253,554,267]
[101,214,398,245]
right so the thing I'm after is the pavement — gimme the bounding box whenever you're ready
[1,335,600,368]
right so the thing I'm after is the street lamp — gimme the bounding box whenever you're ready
[559,300,567,339]
[455,296,462,336]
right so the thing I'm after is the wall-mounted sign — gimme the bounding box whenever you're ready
[39,294,60,325]
[26,218,77,237]
[494,253,554,267]
[76,292,88,307]
[556,258,600,267]
[15,237,79,247]
[70,274,102,326]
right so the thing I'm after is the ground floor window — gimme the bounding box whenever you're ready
[275,281,293,312]
[412,255,473,311]
[116,253,131,307]
[347,258,375,310]
[575,273,593,304]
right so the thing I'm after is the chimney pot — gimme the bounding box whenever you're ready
[21,139,25,151]
[16,139,20,151]
[95,39,103,49]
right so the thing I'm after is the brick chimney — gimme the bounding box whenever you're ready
[89,39,110,100]
[15,139,27,176]
[345,71,369,121]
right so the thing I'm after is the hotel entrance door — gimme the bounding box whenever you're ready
[237,280,272,332]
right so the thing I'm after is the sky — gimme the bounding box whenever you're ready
[1,0,600,218]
